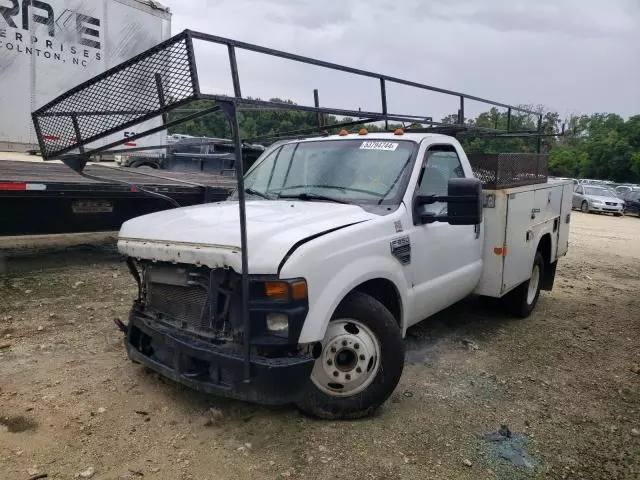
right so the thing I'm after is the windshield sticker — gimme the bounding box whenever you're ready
[360,141,399,151]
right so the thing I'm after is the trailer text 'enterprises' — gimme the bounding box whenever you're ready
[0,30,101,67]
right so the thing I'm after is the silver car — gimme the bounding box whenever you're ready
[572,185,624,216]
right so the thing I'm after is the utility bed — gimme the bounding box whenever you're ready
[0,160,235,236]
[474,178,573,297]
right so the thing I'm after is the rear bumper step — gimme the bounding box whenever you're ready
[125,311,315,405]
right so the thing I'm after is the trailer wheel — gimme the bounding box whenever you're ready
[504,251,544,318]
[581,201,589,213]
[296,292,404,420]
[130,161,158,169]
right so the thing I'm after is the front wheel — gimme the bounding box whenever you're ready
[581,201,589,213]
[614,212,623,217]
[296,292,405,420]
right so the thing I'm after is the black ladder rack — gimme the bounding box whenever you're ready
[32,28,549,382]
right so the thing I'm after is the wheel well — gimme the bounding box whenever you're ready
[537,233,556,291]
[537,233,552,265]
[132,161,158,169]
[347,279,402,328]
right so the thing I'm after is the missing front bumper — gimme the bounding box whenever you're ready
[125,311,315,405]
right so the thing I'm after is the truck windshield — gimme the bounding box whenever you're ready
[242,139,416,206]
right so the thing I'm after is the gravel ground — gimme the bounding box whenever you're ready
[1,212,639,480]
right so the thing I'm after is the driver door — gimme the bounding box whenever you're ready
[407,144,483,325]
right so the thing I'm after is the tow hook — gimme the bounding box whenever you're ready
[113,317,128,335]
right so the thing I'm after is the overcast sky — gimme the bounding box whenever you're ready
[167,0,640,122]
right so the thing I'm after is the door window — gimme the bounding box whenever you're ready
[244,147,282,193]
[416,146,465,215]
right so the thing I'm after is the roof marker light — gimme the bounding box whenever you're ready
[394,128,404,136]
[358,128,368,135]
[339,129,349,136]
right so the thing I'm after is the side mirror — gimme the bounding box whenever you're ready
[415,177,483,226]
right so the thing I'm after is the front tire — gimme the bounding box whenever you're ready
[581,201,589,213]
[503,251,544,318]
[296,292,405,420]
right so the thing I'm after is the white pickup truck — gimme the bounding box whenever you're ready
[118,130,573,419]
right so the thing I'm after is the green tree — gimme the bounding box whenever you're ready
[167,98,640,182]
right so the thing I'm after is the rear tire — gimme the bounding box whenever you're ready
[296,292,405,420]
[503,251,544,318]
[581,201,589,213]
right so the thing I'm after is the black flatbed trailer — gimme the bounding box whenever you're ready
[0,160,236,236]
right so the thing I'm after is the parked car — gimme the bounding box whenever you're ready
[115,137,265,174]
[572,185,624,216]
[623,191,640,215]
[615,184,639,197]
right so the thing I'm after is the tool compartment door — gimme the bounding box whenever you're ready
[532,185,562,261]
[502,190,535,293]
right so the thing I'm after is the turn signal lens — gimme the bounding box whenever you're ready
[291,280,308,301]
[264,282,289,301]
[493,246,508,256]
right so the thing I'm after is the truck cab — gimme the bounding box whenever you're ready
[118,131,571,419]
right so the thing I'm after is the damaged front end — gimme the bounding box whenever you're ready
[122,258,316,405]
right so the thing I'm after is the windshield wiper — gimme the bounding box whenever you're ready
[244,188,270,199]
[278,192,348,204]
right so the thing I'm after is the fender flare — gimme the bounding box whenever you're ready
[532,228,555,266]
[297,255,409,343]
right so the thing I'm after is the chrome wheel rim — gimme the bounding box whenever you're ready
[527,263,540,305]
[311,319,381,397]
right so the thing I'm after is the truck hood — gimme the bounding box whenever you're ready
[118,200,374,273]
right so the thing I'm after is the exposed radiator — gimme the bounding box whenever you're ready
[146,282,209,329]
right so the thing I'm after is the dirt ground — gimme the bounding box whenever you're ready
[1,212,639,480]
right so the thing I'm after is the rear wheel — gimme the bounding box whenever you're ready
[296,292,404,420]
[503,251,544,318]
[581,201,589,213]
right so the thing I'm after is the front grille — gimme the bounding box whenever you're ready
[147,282,209,329]
[605,202,617,206]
